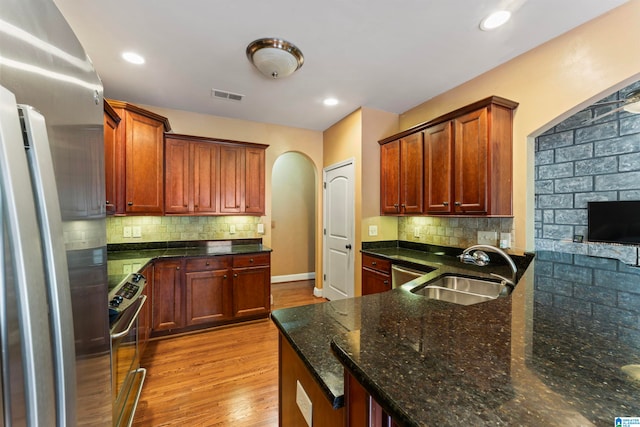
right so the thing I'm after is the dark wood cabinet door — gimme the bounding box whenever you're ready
[244,147,265,214]
[219,145,244,213]
[362,268,391,295]
[380,140,400,214]
[454,107,488,214]
[104,110,120,215]
[424,121,454,213]
[232,266,270,318]
[124,110,165,214]
[399,132,424,214]
[164,137,190,214]
[193,141,219,213]
[185,269,231,325]
[152,259,183,331]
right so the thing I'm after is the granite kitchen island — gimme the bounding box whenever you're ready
[272,247,640,426]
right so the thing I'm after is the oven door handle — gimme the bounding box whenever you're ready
[110,295,146,340]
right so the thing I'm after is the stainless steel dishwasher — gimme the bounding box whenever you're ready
[391,264,429,288]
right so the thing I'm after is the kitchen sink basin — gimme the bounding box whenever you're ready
[411,275,510,305]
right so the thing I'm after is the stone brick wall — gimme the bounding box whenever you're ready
[535,80,640,264]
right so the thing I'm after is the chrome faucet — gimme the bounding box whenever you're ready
[459,244,518,287]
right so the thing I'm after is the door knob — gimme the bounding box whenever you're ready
[346,244,352,250]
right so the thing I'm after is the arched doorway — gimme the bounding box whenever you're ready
[271,152,317,282]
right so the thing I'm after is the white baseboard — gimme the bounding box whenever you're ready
[271,272,315,284]
[313,287,323,298]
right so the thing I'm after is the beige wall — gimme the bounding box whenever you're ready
[136,104,324,266]
[271,152,316,277]
[399,1,640,252]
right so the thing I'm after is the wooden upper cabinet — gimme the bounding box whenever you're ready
[106,99,171,215]
[245,147,265,215]
[454,108,488,214]
[380,140,401,214]
[380,133,424,215]
[424,121,454,213]
[381,96,517,217]
[103,101,120,215]
[164,137,191,214]
[220,145,244,214]
[164,135,220,215]
[164,133,267,216]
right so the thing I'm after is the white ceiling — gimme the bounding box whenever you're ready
[54,0,627,131]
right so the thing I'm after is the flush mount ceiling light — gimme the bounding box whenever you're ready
[246,38,304,79]
[480,10,512,31]
[122,51,145,65]
[323,98,339,106]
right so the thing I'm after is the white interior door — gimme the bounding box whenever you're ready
[323,160,354,300]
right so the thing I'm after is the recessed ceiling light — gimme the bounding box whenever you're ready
[480,10,511,31]
[323,98,339,106]
[122,51,145,65]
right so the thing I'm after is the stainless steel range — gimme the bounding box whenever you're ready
[109,272,147,426]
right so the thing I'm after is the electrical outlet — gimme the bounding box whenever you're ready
[257,223,265,234]
[123,226,132,238]
[499,232,512,249]
[296,380,312,426]
[368,225,378,236]
[477,231,497,245]
[414,227,420,238]
[229,225,236,234]
[132,226,142,238]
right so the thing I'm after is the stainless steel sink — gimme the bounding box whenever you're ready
[410,275,510,305]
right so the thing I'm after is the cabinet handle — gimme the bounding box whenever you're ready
[454,201,461,206]
[127,201,133,206]
[384,280,389,285]
[372,261,377,266]
[443,201,449,206]
[401,204,405,208]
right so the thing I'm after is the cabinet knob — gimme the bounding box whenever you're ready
[372,261,377,266]
[106,200,110,204]
[401,204,405,208]
[346,244,352,250]
[194,204,199,208]
[205,262,210,266]
[454,201,461,206]
[249,258,254,263]
[234,273,238,278]
[443,201,449,206]
[176,266,180,270]
[223,274,227,279]
[127,201,133,206]
[384,280,389,286]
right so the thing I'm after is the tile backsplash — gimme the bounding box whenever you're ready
[399,216,514,249]
[106,216,263,244]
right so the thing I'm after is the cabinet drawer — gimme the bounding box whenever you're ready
[362,254,391,274]
[185,256,230,272]
[233,253,270,268]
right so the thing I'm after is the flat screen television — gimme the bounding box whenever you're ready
[588,201,640,245]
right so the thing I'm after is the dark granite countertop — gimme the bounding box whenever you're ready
[272,245,640,426]
[107,239,272,289]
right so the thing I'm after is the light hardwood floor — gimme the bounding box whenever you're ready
[132,280,326,427]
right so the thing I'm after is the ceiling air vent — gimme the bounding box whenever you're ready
[211,88,244,102]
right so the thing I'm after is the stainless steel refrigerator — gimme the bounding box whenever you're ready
[0,0,110,425]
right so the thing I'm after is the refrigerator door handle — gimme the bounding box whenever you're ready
[0,86,57,424]
[20,104,77,426]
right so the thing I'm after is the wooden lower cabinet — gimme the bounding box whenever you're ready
[279,334,344,427]
[185,256,232,325]
[152,259,183,332]
[151,253,271,337]
[232,253,271,318]
[362,254,392,296]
